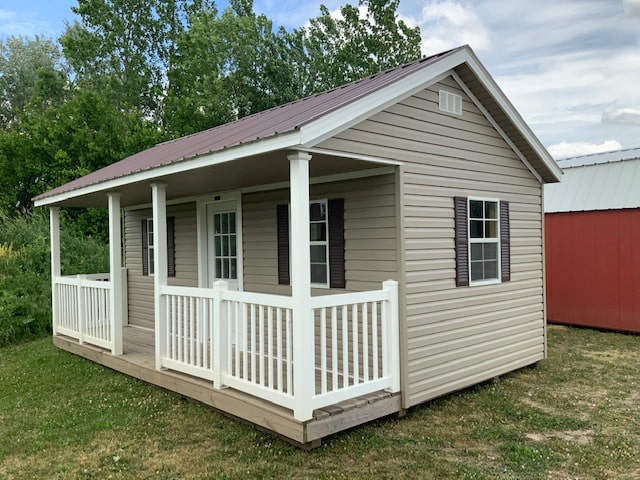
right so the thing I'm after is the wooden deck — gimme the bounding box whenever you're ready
[53,326,402,448]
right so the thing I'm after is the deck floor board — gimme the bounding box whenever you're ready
[54,326,401,447]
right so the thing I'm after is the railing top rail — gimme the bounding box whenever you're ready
[161,285,216,299]
[54,276,112,289]
[221,289,294,310]
[309,289,389,309]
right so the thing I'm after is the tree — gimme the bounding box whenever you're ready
[164,0,298,137]
[0,36,62,128]
[297,0,421,94]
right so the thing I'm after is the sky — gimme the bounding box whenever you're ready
[1,0,639,159]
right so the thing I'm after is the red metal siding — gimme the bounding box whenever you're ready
[545,209,640,332]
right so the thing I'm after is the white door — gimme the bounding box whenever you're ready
[207,201,242,291]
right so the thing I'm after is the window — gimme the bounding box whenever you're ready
[213,211,237,280]
[142,216,175,277]
[454,196,510,286]
[146,218,155,275]
[277,198,345,289]
[310,200,329,286]
[469,199,499,282]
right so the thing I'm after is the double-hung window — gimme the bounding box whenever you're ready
[310,200,329,286]
[454,196,510,287]
[146,218,155,275]
[468,199,499,283]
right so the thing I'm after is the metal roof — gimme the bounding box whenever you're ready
[34,45,561,206]
[545,149,640,213]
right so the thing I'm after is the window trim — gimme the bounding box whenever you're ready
[467,197,501,286]
[310,199,330,289]
[146,217,155,276]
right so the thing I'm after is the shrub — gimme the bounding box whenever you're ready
[0,208,108,346]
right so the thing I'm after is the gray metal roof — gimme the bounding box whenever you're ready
[545,148,640,213]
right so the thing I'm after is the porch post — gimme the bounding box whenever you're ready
[288,151,314,421]
[49,207,61,336]
[382,280,401,393]
[108,193,123,356]
[151,183,168,370]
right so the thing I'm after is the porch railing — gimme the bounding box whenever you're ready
[52,271,127,353]
[159,280,399,421]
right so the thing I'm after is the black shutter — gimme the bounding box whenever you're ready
[141,219,149,276]
[167,216,176,278]
[328,198,346,289]
[500,201,511,282]
[276,204,290,285]
[454,196,469,287]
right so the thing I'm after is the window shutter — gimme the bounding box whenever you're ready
[141,220,149,276]
[454,196,469,287]
[276,204,290,285]
[328,198,346,289]
[500,201,511,282]
[167,216,176,278]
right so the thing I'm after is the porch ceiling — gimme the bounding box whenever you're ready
[53,151,379,209]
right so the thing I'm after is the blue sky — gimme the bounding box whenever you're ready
[2,0,639,159]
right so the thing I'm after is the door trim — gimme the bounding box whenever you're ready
[196,191,243,290]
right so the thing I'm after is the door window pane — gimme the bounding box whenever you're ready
[212,211,239,281]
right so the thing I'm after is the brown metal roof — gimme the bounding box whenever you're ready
[34,47,465,202]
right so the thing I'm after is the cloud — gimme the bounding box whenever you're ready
[0,8,51,38]
[547,140,622,159]
[623,0,640,16]
[602,108,640,125]
[400,1,490,56]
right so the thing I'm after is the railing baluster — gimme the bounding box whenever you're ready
[242,303,248,382]
[259,305,265,387]
[286,309,292,395]
[267,307,274,389]
[363,302,369,383]
[352,303,359,386]
[277,308,283,392]
[320,308,327,394]
[177,295,183,363]
[250,303,256,383]
[189,297,195,366]
[372,301,379,380]
[342,305,348,388]
[331,306,338,392]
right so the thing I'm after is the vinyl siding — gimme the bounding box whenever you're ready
[242,174,398,295]
[124,203,198,328]
[316,76,545,408]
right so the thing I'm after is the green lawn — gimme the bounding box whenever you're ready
[1,325,640,479]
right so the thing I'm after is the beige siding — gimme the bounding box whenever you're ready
[317,76,545,408]
[124,203,198,328]
[242,174,398,295]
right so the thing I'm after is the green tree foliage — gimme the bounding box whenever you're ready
[298,0,422,94]
[0,208,108,346]
[0,36,62,128]
[164,0,298,137]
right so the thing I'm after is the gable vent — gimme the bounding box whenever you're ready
[439,90,462,115]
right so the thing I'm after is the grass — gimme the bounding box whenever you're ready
[1,324,640,479]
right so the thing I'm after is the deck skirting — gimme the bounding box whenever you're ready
[53,328,401,447]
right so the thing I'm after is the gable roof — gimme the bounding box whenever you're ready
[34,45,561,207]
[545,147,640,213]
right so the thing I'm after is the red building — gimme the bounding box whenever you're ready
[545,148,640,333]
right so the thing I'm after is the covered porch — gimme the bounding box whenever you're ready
[45,149,402,445]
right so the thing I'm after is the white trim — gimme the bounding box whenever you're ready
[49,207,61,336]
[295,147,403,166]
[450,71,544,184]
[299,64,458,147]
[455,50,561,182]
[108,193,123,356]
[467,196,501,286]
[196,191,243,291]
[34,131,301,207]
[123,167,396,210]
[151,183,168,371]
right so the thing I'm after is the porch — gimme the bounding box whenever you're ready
[52,281,402,447]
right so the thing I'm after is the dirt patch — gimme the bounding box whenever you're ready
[525,429,593,446]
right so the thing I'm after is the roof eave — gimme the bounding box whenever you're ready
[34,130,302,207]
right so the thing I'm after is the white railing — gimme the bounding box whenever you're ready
[158,280,399,421]
[52,271,127,354]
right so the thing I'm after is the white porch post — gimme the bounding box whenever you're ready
[212,280,229,389]
[288,151,314,421]
[382,280,401,393]
[49,207,61,336]
[108,193,123,356]
[152,183,168,370]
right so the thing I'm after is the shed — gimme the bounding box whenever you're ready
[544,147,640,332]
[35,45,561,447]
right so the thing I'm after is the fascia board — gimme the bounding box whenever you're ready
[298,49,469,147]
[463,50,562,183]
[34,130,302,207]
